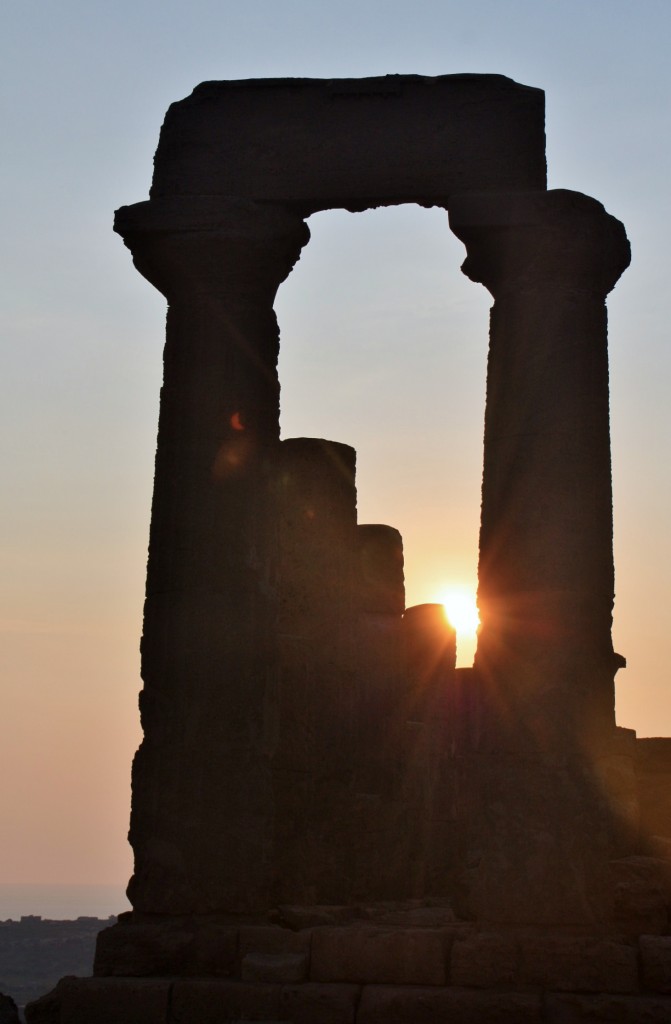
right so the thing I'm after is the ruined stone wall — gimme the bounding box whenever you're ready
[32,920,671,1023]
[271,438,459,905]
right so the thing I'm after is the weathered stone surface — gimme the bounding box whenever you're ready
[637,739,671,842]
[402,604,456,725]
[611,856,670,936]
[640,935,671,992]
[151,75,546,212]
[93,921,194,976]
[450,190,630,755]
[357,525,405,615]
[171,979,281,1023]
[272,905,358,930]
[364,903,458,928]
[241,952,308,983]
[310,926,449,984]
[449,189,631,927]
[545,993,671,1023]
[26,977,171,1024]
[239,925,311,957]
[649,835,671,860]
[280,983,360,1024]
[357,985,542,1023]
[354,524,407,814]
[117,198,311,917]
[188,923,238,976]
[518,935,637,993]
[272,437,365,903]
[456,758,616,926]
[594,733,640,857]
[450,931,519,988]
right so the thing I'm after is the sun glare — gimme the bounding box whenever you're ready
[437,586,480,638]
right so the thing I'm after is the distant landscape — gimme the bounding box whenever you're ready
[0,915,114,1021]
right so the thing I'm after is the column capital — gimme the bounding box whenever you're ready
[448,189,630,298]
[114,196,310,301]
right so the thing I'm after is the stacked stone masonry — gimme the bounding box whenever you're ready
[25,74,671,1022]
[27,917,671,1021]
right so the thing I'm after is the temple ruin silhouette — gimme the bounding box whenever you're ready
[28,74,671,1023]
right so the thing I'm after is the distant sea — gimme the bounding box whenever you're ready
[0,884,131,921]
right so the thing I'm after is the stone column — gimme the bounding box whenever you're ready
[114,197,309,914]
[449,190,630,757]
[272,437,359,902]
[448,190,631,925]
[402,604,456,725]
[356,525,405,791]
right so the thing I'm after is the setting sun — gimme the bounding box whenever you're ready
[436,586,480,638]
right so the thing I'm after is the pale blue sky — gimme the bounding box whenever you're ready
[1,0,670,887]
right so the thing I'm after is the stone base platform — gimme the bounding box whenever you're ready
[25,907,671,1023]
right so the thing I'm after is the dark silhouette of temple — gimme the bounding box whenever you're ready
[28,75,671,1023]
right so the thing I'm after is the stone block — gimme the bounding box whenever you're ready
[25,977,171,1024]
[93,921,193,976]
[450,931,519,987]
[366,905,459,928]
[188,923,238,976]
[357,985,542,1023]
[594,751,639,853]
[171,979,281,1023]
[611,857,669,936]
[241,953,308,983]
[310,926,449,985]
[450,753,618,926]
[239,924,312,957]
[151,76,546,211]
[640,935,671,992]
[518,935,637,993]
[357,525,405,615]
[273,905,357,929]
[649,835,671,860]
[280,983,359,1024]
[546,993,671,1023]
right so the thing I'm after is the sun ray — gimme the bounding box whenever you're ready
[432,585,480,667]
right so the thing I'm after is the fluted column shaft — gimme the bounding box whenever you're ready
[450,190,630,755]
[448,191,631,925]
[114,198,309,913]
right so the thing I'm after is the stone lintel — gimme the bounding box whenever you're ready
[150,75,546,213]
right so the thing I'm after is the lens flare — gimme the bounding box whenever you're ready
[437,586,480,637]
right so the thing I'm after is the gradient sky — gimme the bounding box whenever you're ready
[2,0,670,889]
